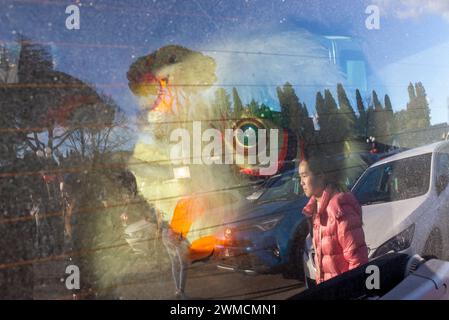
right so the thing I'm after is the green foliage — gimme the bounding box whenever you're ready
[247,98,260,117]
[337,83,357,141]
[276,82,314,149]
[232,87,244,120]
[212,88,232,120]
[355,89,367,137]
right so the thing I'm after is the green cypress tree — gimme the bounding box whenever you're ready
[406,82,417,131]
[317,89,340,154]
[384,94,394,144]
[371,90,384,141]
[247,99,260,117]
[232,87,244,120]
[213,88,232,120]
[372,90,383,111]
[301,103,315,145]
[323,89,339,141]
[366,105,375,139]
[315,91,326,136]
[405,82,431,146]
[277,82,294,128]
[415,82,431,128]
[337,83,357,140]
[315,91,325,118]
[324,89,339,113]
[356,89,367,137]
[276,82,308,139]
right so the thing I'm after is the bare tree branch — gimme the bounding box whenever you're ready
[33,131,45,149]
[53,133,74,150]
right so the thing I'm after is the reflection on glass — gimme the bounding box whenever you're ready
[353,153,432,205]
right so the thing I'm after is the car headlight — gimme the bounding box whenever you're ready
[254,216,283,232]
[372,224,415,258]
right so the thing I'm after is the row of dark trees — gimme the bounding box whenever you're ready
[211,81,433,156]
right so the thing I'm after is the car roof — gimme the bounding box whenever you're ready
[371,141,449,167]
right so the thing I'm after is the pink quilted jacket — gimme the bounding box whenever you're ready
[303,186,369,284]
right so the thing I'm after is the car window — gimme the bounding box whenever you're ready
[338,154,371,189]
[434,150,449,195]
[353,153,432,205]
[257,172,303,203]
[436,151,449,177]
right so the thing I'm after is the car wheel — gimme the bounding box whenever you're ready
[422,228,443,259]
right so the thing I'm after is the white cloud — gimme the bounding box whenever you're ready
[374,0,449,21]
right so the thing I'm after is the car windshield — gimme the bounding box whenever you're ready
[353,153,432,205]
[257,171,303,203]
[334,153,372,189]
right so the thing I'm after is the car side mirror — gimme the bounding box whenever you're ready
[436,174,449,195]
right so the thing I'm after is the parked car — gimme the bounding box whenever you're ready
[214,168,309,276]
[214,152,371,277]
[245,173,286,201]
[304,141,449,286]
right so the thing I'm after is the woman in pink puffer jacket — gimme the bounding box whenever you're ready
[299,155,369,284]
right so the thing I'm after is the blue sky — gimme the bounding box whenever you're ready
[2,0,449,124]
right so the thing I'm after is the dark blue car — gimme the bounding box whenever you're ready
[214,153,374,277]
[214,169,310,277]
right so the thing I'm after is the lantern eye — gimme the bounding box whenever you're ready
[237,124,258,148]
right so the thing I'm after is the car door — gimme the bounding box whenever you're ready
[434,148,449,255]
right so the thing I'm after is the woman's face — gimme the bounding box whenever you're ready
[299,161,325,198]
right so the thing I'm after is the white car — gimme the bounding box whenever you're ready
[304,141,449,285]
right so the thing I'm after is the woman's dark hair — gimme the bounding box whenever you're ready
[300,151,348,192]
